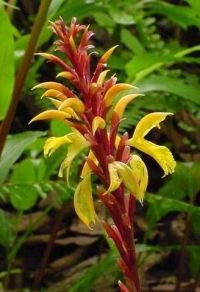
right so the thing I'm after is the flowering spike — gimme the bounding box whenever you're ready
[99,45,118,63]
[74,174,97,228]
[31,19,176,291]
[29,110,70,124]
[104,83,135,107]
[92,116,106,134]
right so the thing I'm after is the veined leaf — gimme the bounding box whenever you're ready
[137,75,200,106]
[0,7,14,120]
[0,131,44,182]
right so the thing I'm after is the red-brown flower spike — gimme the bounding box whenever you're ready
[31,18,176,291]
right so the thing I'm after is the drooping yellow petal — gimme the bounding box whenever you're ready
[81,150,98,178]
[61,107,79,119]
[97,70,110,86]
[41,89,67,101]
[129,155,148,202]
[29,110,70,124]
[99,45,118,63]
[104,84,136,107]
[57,71,73,80]
[113,94,141,119]
[92,116,106,134]
[59,98,85,113]
[128,112,176,176]
[107,163,122,193]
[44,135,72,157]
[74,174,96,229]
[113,161,140,198]
[58,129,89,182]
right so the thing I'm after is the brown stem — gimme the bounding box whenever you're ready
[175,192,197,292]
[0,0,52,157]
[32,202,68,290]
[6,0,17,19]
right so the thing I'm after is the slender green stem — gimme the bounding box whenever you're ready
[0,0,52,157]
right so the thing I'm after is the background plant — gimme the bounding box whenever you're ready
[0,0,200,291]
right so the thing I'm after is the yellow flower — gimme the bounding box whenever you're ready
[128,112,176,177]
[106,154,148,202]
[44,135,72,157]
[74,174,97,229]
[81,150,98,178]
[58,129,89,183]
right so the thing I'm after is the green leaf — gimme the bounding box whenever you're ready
[0,7,14,120]
[10,185,38,211]
[50,120,71,136]
[158,163,193,200]
[0,209,14,247]
[147,1,200,29]
[121,28,145,55]
[0,131,44,182]
[138,75,200,106]
[188,246,200,277]
[11,159,36,184]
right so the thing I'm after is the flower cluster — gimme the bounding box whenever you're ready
[30,18,176,291]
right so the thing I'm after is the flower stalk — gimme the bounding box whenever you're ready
[30,18,176,291]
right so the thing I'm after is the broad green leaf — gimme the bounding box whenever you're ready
[0,7,14,120]
[145,194,200,240]
[138,75,200,106]
[147,1,200,29]
[0,131,44,182]
[10,185,38,211]
[158,163,193,200]
[188,246,200,277]
[0,209,14,247]
[50,120,71,136]
[69,250,117,292]
[121,28,145,54]
[11,159,36,184]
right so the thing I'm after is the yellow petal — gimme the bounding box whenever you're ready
[113,94,141,119]
[46,97,62,108]
[58,129,89,183]
[59,98,85,113]
[74,174,96,229]
[29,110,70,124]
[81,150,98,178]
[92,116,106,134]
[107,163,122,193]
[57,71,73,80]
[32,82,70,95]
[44,135,72,157]
[104,83,136,107]
[41,89,67,101]
[61,107,79,119]
[97,70,110,86]
[129,155,148,202]
[130,112,173,140]
[113,161,140,198]
[99,45,118,63]
[128,112,176,176]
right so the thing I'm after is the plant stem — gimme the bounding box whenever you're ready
[0,0,52,157]
[32,202,68,290]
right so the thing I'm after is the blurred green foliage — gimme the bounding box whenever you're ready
[0,0,200,290]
